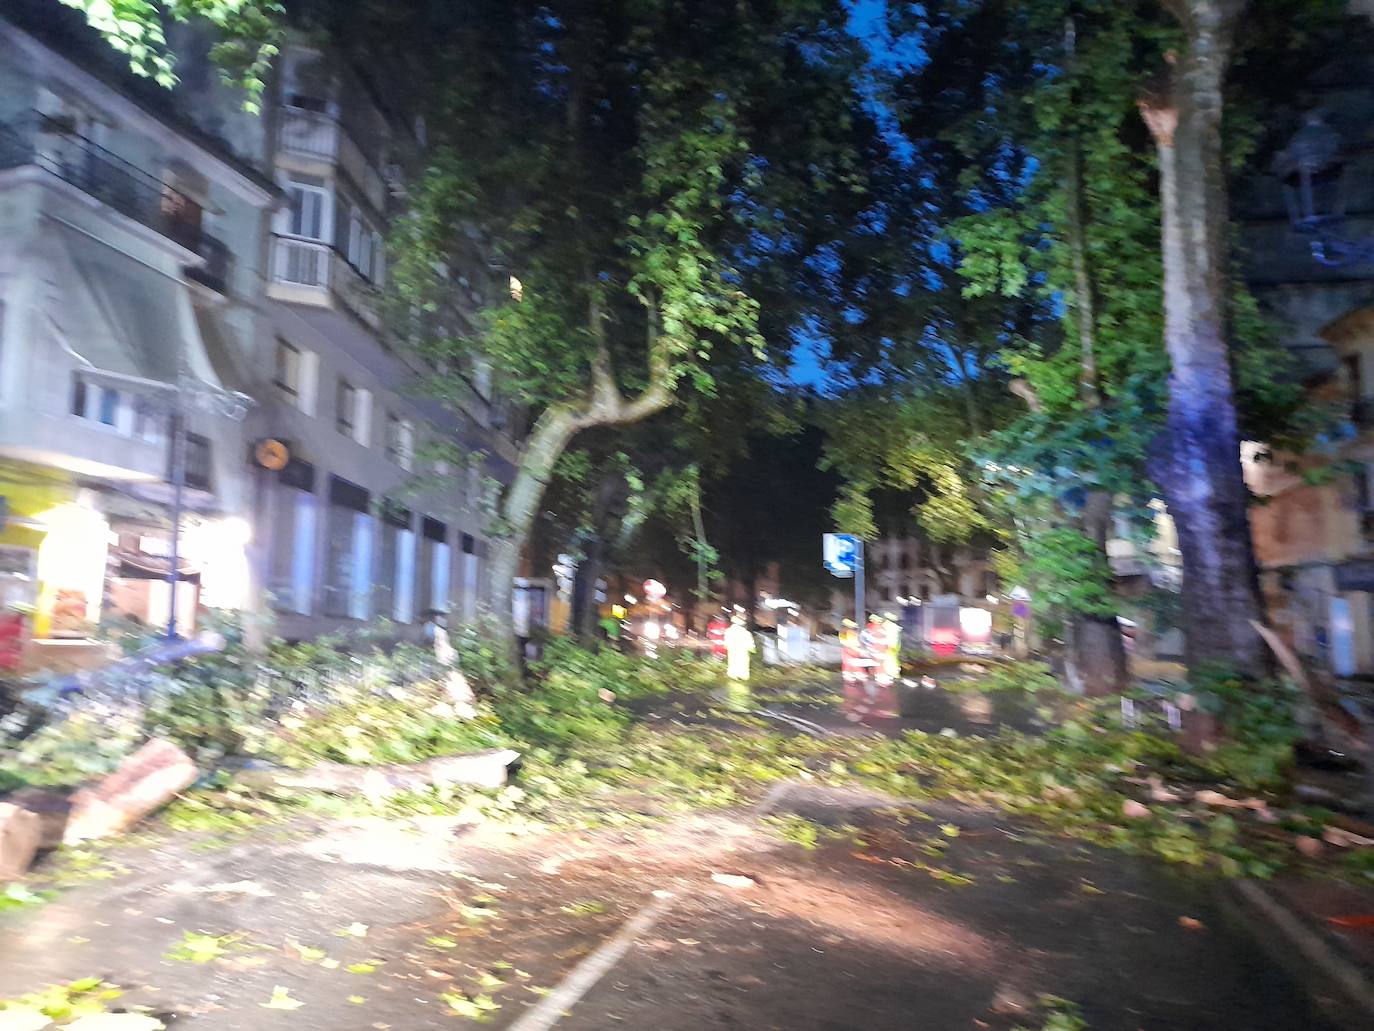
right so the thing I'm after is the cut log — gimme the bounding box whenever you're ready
[64,739,198,844]
[0,802,41,881]
[5,787,72,850]
[232,748,521,800]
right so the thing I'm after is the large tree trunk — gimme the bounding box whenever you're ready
[486,407,583,661]
[1140,0,1268,677]
[1066,492,1129,696]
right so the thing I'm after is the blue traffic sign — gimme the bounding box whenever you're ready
[823,533,860,577]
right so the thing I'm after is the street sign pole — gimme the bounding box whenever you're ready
[854,538,864,622]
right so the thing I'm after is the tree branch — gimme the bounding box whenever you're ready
[576,289,673,428]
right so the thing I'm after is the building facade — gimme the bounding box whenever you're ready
[0,6,513,661]
[1235,1,1374,676]
[249,39,515,640]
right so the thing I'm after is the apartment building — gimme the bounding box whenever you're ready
[0,8,275,655]
[0,5,514,656]
[251,41,514,640]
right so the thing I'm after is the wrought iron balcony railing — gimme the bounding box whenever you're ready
[0,113,230,288]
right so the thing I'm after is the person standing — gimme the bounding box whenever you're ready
[724,614,755,682]
[883,611,902,683]
[840,618,864,686]
[862,613,890,688]
[707,611,728,661]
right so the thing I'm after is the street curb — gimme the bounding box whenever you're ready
[1227,879,1374,1024]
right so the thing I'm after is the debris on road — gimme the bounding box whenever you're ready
[0,802,41,881]
[710,873,755,889]
[1122,799,1150,819]
[63,740,197,844]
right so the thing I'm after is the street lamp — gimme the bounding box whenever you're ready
[1273,112,1371,266]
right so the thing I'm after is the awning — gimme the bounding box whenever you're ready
[193,305,249,393]
[40,222,220,387]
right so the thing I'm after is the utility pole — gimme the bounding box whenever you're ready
[165,385,187,639]
[854,539,865,623]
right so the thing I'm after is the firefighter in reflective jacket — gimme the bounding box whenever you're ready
[862,614,891,687]
[724,615,755,681]
[840,619,864,684]
[883,612,903,682]
[706,613,728,660]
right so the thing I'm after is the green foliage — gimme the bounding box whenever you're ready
[62,0,282,110]
[1014,996,1088,1031]
[1184,665,1303,789]
[954,661,1062,696]
[260,694,508,769]
[1020,528,1116,617]
[0,710,144,787]
[0,977,157,1027]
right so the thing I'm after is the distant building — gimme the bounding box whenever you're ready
[825,534,996,637]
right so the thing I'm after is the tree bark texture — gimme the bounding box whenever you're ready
[486,407,583,657]
[1140,0,1268,677]
[1066,492,1129,696]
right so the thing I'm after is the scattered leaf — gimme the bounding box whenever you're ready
[439,991,500,1021]
[259,986,304,1011]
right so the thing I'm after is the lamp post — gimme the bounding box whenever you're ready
[163,369,253,639]
[1274,112,1374,266]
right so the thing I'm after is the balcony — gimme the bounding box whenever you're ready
[0,113,230,289]
[269,235,382,330]
[277,106,388,212]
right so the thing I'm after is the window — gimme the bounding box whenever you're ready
[285,175,328,240]
[268,461,318,615]
[275,339,317,414]
[336,379,356,437]
[70,374,148,437]
[371,231,385,285]
[419,518,450,615]
[323,476,373,619]
[180,433,213,492]
[386,413,415,470]
[132,398,162,443]
[460,533,480,622]
[378,503,417,624]
[347,206,363,269]
[358,225,373,280]
[335,381,371,444]
[275,339,301,399]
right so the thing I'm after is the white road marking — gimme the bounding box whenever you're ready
[505,890,677,1031]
